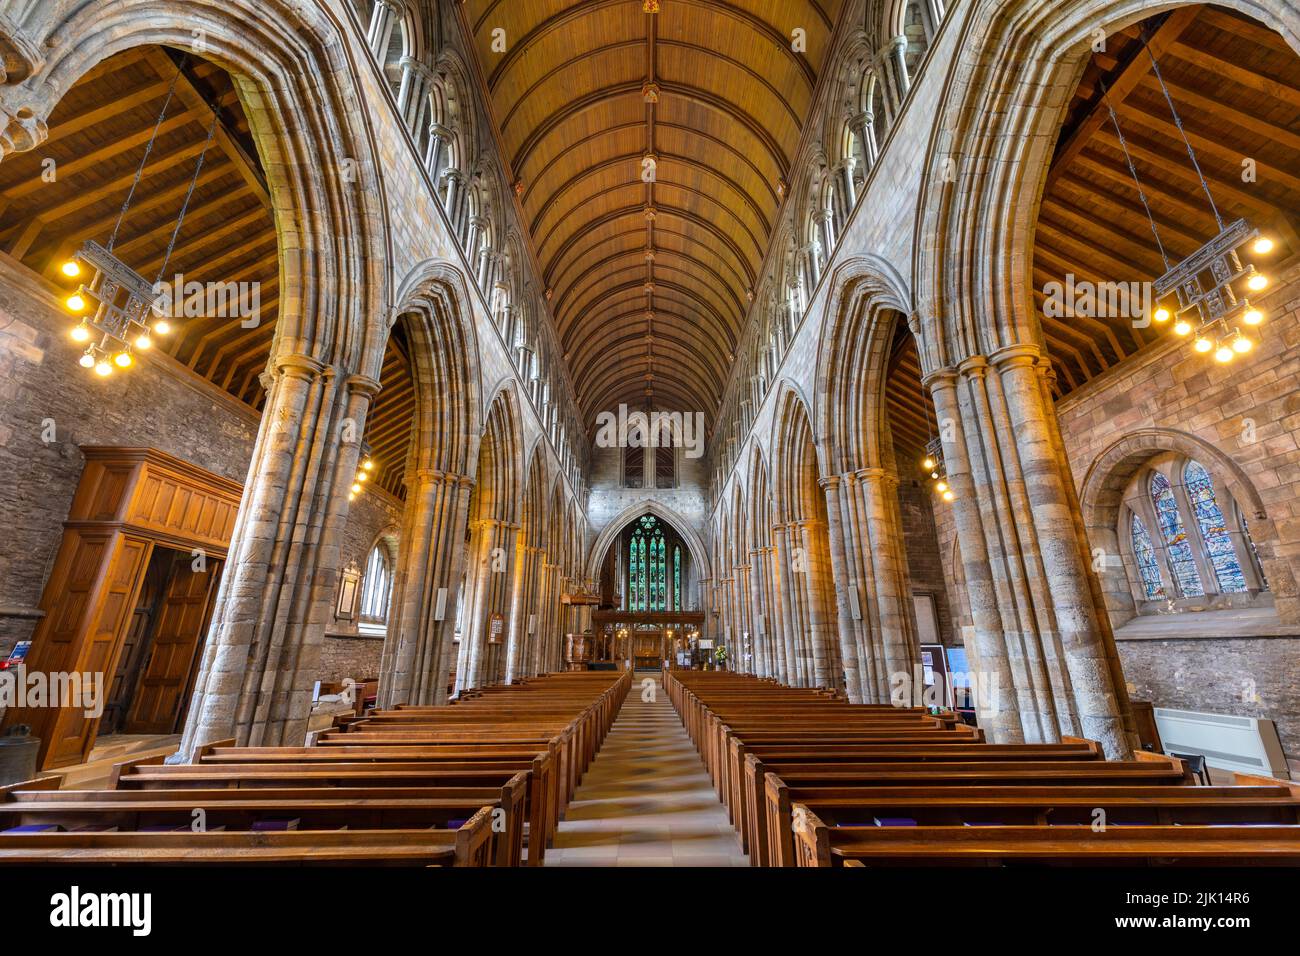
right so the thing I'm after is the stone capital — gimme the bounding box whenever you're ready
[920,366,958,390]
[344,373,383,398]
[989,342,1042,371]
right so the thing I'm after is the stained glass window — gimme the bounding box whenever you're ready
[1184,460,1247,593]
[629,516,668,612]
[1149,471,1203,597]
[1130,513,1165,600]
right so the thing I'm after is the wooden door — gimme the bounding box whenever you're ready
[123,554,221,734]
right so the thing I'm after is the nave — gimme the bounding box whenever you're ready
[546,676,748,867]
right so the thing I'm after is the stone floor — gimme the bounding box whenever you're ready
[545,674,749,867]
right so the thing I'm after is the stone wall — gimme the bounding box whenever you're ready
[1117,636,1300,774]
[897,477,952,644]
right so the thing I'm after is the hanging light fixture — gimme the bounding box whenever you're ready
[1100,37,1273,366]
[59,54,219,376]
[348,450,377,503]
[918,367,952,504]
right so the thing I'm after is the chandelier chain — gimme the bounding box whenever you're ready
[1099,77,1170,272]
[1144,44,1224,232]
[155,110,220,284]
[107,55,188,253]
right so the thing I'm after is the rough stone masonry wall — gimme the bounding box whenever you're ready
[320,486,404,683]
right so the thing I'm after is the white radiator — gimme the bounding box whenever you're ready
[1153,707,1291,778]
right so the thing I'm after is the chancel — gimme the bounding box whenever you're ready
[0,0,1298,879]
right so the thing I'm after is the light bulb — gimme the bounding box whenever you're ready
[1253,237,1274,255]
[1153,307,1170,323]
[1243,309,1263,326]
[1247,274,1268,292]
[1214,345,1233,363]
[63,260,84,278]
[921,457,935,471]
[1232,335,1252,354]
[154,320,171,335]
[936,481,948,493]
[66,294,86,313]
[114,351,133,368]
[94,360,112,377]
[942,490,955,503]
[348,492,356,502]
[363,459,375,471]
[1194,337,1213,353]
[79,353,95,368]
[357,471,368,482]
[1173,320,1192,336]
[351,482,362,495]
[135,334,152,350]
[70,324,91,343]
[930,471,939,480]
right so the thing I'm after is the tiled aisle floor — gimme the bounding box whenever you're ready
[545,674,749,867]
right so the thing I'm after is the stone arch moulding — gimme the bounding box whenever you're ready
[1080,427,1270,534]
[584,499,712,586]
[5,0,394,378]
[813,254,913,473]
[392,260,485,476]
[767,379,824,485]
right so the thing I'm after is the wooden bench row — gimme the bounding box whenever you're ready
[666,670,1300,867]
[0,671,631,866]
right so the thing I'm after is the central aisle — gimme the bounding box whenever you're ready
[545,674,749,866]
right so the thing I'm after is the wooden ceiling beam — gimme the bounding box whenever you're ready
[1049,5,1202,182]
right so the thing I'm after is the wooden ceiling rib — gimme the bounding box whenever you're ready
[463,0,844,430]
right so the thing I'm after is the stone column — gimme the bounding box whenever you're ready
[798,518,842,692]
[176,357,376,757]
[771,525,804,686]
[425,122,451,179]
[859,468,921,684]
[366,0,400,59]
[378,469,474,707]
[455,518,518,693]
[924,346,1134,758]
[820,476,867,702]
[890,35,911,98]
[505,544,543,683]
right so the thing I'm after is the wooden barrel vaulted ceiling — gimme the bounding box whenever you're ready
[459,0,845,431]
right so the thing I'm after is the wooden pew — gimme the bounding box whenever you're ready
[0,812,496,866]
[791,805,1300,866]
[765,776,1300,865]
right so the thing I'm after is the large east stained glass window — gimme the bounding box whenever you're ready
[1130,513,1165,600]
[1149,471,1203,597]
[1184,460,1247,593]
[629,516,669,612]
